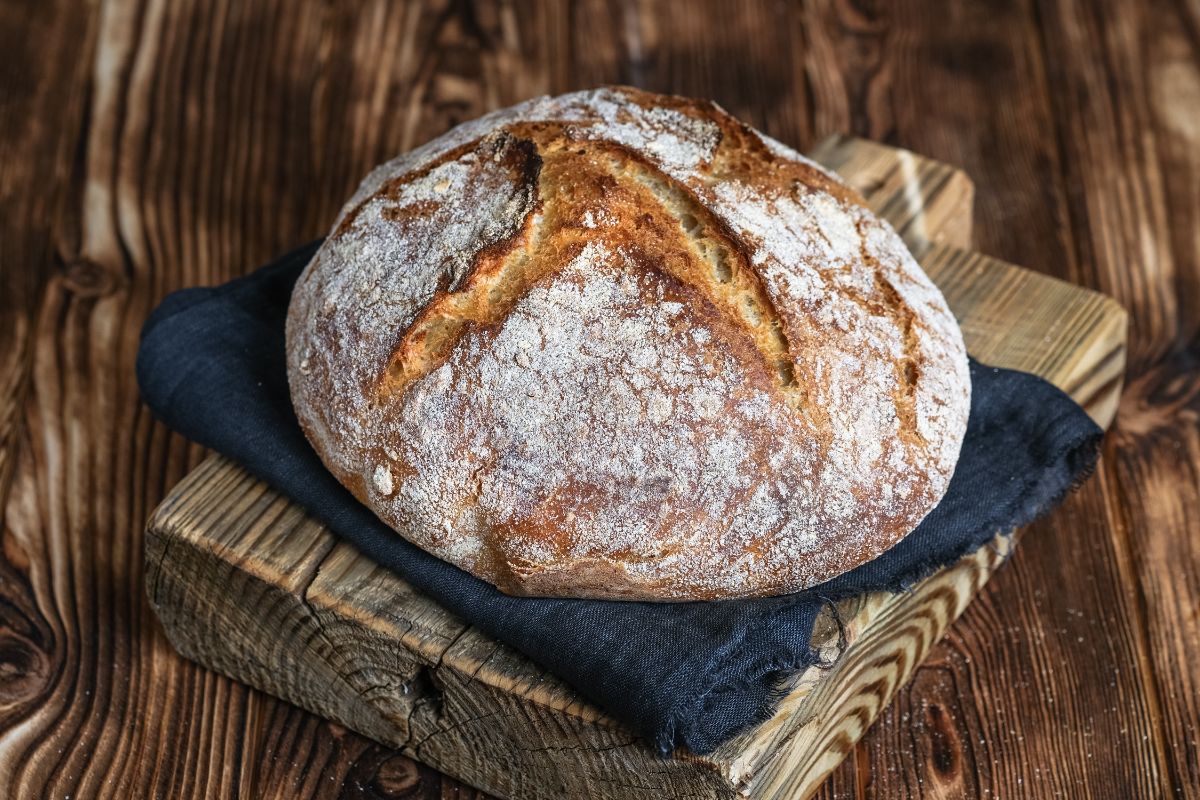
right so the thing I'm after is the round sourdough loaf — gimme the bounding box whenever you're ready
[285,87,971,601]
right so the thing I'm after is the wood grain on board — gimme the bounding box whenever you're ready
[144,138,1127,800]
[0,1,1194,799]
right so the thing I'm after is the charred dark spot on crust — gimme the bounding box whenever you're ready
[904,359,919,386]
[449,132,544,296]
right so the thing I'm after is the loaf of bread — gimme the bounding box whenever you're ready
[285,87,971,601]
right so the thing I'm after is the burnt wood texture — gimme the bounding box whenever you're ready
[0,1,1196,799]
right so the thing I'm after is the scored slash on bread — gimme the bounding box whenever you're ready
[285,87,971,601]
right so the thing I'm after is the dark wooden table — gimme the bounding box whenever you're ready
[1,1,1196,797]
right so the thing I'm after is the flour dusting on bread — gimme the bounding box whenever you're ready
[286,86,971,601]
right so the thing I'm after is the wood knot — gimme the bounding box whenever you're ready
[342,745,429,800]
[366,755,421,798]
[0,631,50,707]
[924,701,962,779]
[60,257,121,298]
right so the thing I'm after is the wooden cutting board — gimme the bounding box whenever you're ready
[144,137,1127,800]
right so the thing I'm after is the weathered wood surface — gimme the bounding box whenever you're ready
[143,137,1128,800]
[0,1,1195,798]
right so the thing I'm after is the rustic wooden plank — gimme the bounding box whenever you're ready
[799,0,1080,278]
[0,1,93,498]
[144,138,1127,799]
[794,2,1194,798]
[0,0,103,794]
[1031,1,1200,796]
[3,1,1193,798]
[1033,0,1186,371]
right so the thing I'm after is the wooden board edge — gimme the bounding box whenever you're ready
[144,505,406,747]
[146,496,742,799]
[725,534,1014,797]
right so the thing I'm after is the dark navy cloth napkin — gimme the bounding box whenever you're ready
[137,241,1103,755]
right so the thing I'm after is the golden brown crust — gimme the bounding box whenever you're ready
[286,87,971,601]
